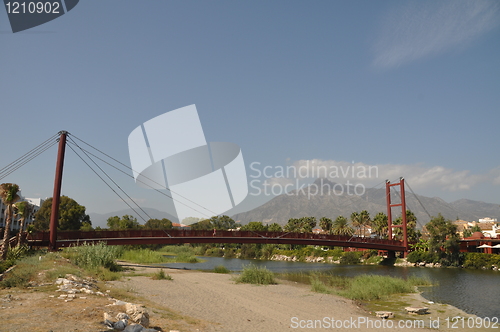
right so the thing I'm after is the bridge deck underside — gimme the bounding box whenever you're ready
[28,230,407,252]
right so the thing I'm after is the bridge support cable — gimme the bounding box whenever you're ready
[0,133,59,181]
[68,134,218,219]
[391,180,428,232]
[66,139,152,223]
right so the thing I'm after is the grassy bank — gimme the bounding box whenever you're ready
[277,271,432,301]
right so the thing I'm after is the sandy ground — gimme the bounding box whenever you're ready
[0,262,491,332]
[111,264,492,332]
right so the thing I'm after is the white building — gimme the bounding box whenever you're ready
[0,195,44,231]
[479,217,498,223]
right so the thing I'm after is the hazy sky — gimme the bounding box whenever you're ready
[1,1,499,222]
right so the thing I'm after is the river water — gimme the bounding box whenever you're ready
[160,256,500,319]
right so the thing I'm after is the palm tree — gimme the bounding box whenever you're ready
[332,215,354,236]
[350,212,361,236]
[394,210,421,242]
[14,201,33,247]
[0,183,21,260]
[319,217,332,234]
[372,212,388,239]
[358,210,371,237]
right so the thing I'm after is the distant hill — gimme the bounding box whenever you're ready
[89,208,178,228]
[231,178,500,228]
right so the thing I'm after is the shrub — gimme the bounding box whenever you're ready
[224,248,237,258]
[310,276,332,294]
[67,242,122,271]
[340,251,361,265]
[175,252,200,263]
[120,248,167,264]
[159,245,196,255]
[205,248,224,257]
[151,269,172,280]
[213,265,230,274]
[463,253,500,269]
[236,265,276,285]
[407,251,423,263]
[337,275,430,301]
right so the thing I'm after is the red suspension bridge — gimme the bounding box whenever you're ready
[9,131,411,256]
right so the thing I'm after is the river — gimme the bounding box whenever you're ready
[160,256,500,319]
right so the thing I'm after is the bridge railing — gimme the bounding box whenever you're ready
[29,229,404,246]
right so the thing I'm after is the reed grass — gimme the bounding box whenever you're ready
[151,269,173,280]
[213,265,230,274]
[120,248,168,264]
[235,264,276,285]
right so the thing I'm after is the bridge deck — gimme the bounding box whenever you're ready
[28,230,407,252]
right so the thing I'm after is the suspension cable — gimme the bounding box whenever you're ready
[0,134,59,180]
[69,136,152,221]
[69,134,218,218]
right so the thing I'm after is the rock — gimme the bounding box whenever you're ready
[405,307,429,315]
[126,303,150,327]
[123,324,144,332]
[117,313,130,320]
[113,319,128,330]
[375,311,394,319]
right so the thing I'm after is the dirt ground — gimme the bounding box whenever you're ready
[0,262,492,332]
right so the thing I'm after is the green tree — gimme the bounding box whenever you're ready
[0,183,21,260]
[268,223,283,232]
[14,201,33,246]
[425,214,460,265]
[33,196,91,231]
[80,221,94,231]
[190,218,213,230]
[284,217,316,233]
[319,217,333,233]
[144,218,173,230]
[372,212,388,239]
[209,215,237,230]
[240,221,266,231]
[394,210,421,242]
[106,215,140,230]
[332,215,354,236]
[359,210,371,237]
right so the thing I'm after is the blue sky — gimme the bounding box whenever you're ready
[1,1,499,222]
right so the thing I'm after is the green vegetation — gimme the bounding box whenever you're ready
[174,252,200,263]
[235,264,276,285]
[426,214,460,266]
[277,272,431,301]
[310,275,332,294]
[462,253,500,269]
[0,252,81,288]
[120,248,168,264]
[338,275,430,301]
[0,183,21,260]
[213,265,230,274]
[339,251,362,265]
[63,242,122,271]
[284,217,317,233]
[151,269,172,280]
[190,215,237,230]
[33,195,91,231]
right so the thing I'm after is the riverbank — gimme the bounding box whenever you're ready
[113,262,491,332]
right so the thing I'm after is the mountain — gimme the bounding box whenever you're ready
[231,178,500,228]
[89,208,178,228]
